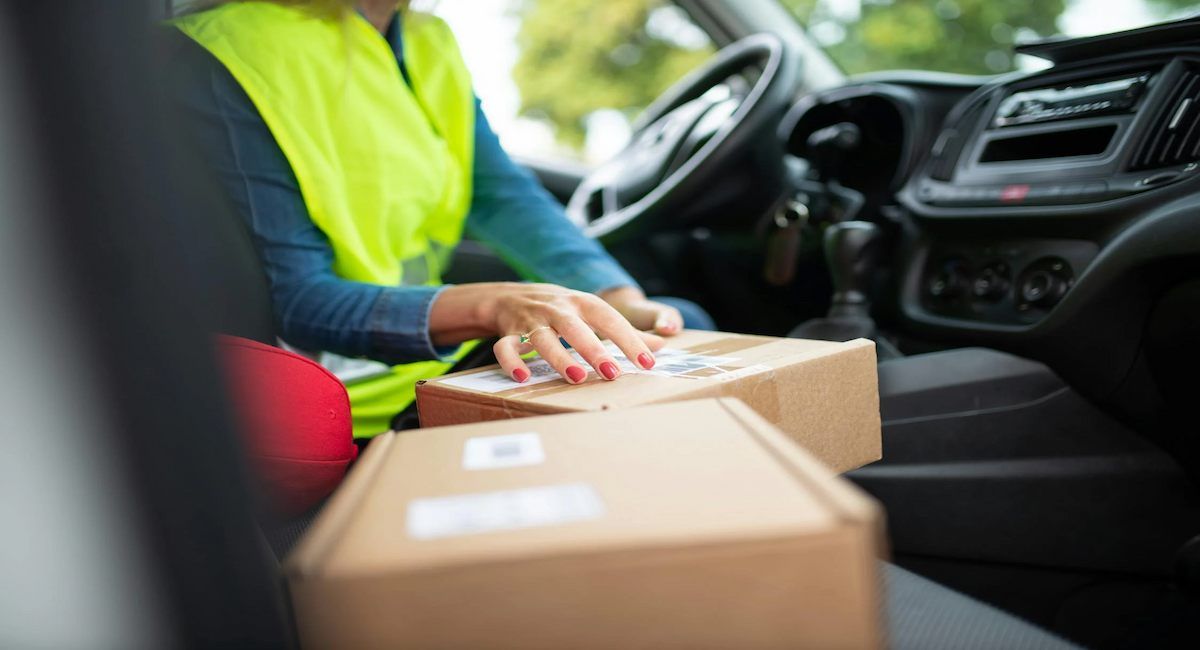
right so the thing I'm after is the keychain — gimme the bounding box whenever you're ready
[764,196,810,286]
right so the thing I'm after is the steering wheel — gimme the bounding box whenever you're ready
[566,33,797,242]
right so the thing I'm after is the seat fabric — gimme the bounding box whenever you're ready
[885,563,1082,650]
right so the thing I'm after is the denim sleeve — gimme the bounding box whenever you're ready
[465,98,640,294]
[166,37,452,365]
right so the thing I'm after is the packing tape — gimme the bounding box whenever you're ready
[679,335,773,357]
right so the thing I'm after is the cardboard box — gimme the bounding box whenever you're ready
[417,330,881,472]
[286,398,885,650]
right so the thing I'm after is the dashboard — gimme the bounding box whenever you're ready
[778,18,1200,399]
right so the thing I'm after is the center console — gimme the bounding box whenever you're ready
[920,238,1097,326]
[902,53,1200,328]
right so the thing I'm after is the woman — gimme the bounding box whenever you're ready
[170,0,713,437]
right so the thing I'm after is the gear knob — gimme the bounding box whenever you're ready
[824,221,881,310]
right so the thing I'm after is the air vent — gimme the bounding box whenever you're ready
[1130,63,1200,170]
[928,99,988,181]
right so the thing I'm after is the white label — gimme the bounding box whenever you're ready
[438,358,572,393]
[462,432,545,470]
[645,353,736,377]
[438,345,738,393]
[406,483,605,540]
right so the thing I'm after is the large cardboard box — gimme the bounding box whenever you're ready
[285,398,885,650]
[417,330,881,472]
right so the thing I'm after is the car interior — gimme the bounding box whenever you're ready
[3,0,1199,648]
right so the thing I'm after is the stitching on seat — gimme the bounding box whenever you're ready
[882,386,1071,426]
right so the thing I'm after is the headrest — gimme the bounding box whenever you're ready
[216,335,358,516]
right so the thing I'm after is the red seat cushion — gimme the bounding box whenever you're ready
[215,335,357,516]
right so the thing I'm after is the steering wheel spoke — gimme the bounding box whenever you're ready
[566,33,797,242]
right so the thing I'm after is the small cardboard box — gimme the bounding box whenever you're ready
[285,398,885,650]
[417,330,881,472]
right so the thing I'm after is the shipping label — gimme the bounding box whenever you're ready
[406,482,605,540]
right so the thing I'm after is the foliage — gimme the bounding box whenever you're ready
[510,0,1200,149]
[512,0,713,148]
[780,0,1065,75]
[780,0,1200,76]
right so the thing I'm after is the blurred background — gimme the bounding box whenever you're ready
[428,0,1198,164]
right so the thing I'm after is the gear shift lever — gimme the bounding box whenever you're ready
[826,221,881,318]
[788,221,898,358]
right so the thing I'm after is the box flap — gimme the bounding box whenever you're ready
[291,398,871,579]
[714,398,883,527]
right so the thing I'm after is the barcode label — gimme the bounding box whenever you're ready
[462,432,545,470]
[406,483,605,540]
[646,353,736,377]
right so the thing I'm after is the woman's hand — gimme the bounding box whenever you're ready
[429,283,666,384]
[598,286,684,336]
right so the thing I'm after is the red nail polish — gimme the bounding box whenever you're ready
[599,361,619,380]
[565,365,587,383]
[513,368,530,383]
[637,353,655,369]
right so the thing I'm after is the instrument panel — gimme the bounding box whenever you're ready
[779,48,1200,336]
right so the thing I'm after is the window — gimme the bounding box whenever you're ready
[430,0,714,164]
[779,0,1197,76]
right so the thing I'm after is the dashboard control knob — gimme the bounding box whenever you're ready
[971,262,1011,301]
[1018,258,1072,309]
[927,258,969,301]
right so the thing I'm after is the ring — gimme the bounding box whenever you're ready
[518,325,553,344]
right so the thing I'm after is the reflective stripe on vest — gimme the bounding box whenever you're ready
[175,3,476,437]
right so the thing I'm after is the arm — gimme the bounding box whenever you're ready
[462,99,683,334]
[167,36,449,365]
[463,98,639,294]
[170,37,671,384]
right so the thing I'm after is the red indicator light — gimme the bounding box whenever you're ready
[1000,184,1030,202]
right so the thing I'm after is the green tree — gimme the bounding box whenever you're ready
[781,0,1066,75]
[512,0,714,149]
[511,0,1198,149]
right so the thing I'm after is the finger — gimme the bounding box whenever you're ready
[551,314,622,381]
[493,336,531,383]
[580,297,658,371]
[653,306,684,335]
[529,326,589,384]
[637,330,666,352]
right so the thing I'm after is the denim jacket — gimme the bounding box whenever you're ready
[168,16,637,366]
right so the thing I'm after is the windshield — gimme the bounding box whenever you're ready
[780,0,1199,75]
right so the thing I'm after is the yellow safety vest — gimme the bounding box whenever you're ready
[175,2,476,437]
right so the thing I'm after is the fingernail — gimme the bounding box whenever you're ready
[565,365,587,383]
[513,368,530,383]
[637,352,655,369]
[599,361,619,380]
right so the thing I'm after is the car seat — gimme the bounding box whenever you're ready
[0,2,1082,647]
